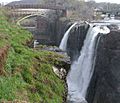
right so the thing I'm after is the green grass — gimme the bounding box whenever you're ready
[0,9,66,103]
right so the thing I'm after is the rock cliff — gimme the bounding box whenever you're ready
[67,23,89,60]
[87,30,120,103]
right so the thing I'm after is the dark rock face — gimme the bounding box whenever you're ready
[55,19,70,46]
[67,23,89,60]
[26,18,69,46]
[87,30,120,103]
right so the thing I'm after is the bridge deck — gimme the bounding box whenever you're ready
[7,4,66,11]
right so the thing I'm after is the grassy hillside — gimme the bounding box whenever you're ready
[0,9,65,103]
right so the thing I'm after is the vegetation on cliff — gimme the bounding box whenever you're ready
[0,9,66,103]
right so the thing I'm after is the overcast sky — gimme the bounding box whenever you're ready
[0,0,120,4]
[94,0,120,4]
[0,0,20,4]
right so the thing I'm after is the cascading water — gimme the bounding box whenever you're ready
[66,25,110,103]
[59,22,77,51]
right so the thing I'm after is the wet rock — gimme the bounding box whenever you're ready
[107,24,119,31]
[67,23,89,61]
[87,30,120,103]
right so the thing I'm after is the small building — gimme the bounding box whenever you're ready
[93,8,103,20]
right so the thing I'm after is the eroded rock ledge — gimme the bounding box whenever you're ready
[35,45,71,72]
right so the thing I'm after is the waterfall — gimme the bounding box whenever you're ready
[67,25,110,103]
[59,22,77,51]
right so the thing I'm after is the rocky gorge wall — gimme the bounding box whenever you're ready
[67,23,89,60]
[87,30,120,103]
[50,18,70,46]
[31,16,120,102]
[33,17,70,46]
[60,23,120,103]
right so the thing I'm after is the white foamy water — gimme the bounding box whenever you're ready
[59,22,77,51]
[67,25,110,103]
[92,19,120,26]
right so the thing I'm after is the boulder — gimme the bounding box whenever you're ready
[52,66,67,79]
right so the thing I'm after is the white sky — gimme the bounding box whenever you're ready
[94,0,120,4]
[0,0,120,4]
[84,0,120,4]
[0,0,20,4]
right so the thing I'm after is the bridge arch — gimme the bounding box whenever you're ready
[16,14,50,26]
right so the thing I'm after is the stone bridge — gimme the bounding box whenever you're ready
[7,4,67,29]
[7,4,66,10]
[7,4,67,17]
[6,4,68,45]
